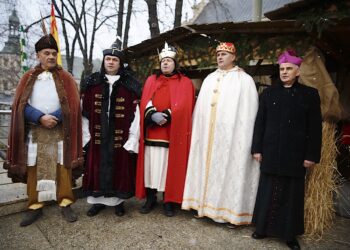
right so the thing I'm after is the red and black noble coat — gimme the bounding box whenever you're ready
[81,70,141,199]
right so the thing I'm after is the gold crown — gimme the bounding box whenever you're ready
[216,42,236,54]
[159,42,177,61]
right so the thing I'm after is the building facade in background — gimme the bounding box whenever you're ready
[0,9,21,112]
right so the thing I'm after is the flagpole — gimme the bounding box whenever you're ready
[50,2,62,66]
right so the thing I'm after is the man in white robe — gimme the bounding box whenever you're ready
[182,42,260,226]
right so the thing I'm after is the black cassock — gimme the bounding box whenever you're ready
[251,81,322,240]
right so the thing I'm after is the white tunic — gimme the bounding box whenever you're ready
[144,146,169,191]
[27,71,63,166]
[182,67,260,225]
[26,71,62,202]
[143,100,169,192]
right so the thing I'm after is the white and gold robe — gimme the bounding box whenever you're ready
[182,66,260,225]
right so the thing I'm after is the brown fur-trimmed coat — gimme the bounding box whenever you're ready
[4,65,83,183]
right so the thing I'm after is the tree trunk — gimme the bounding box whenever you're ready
[53,0,77,73]
[173,0,183,28]
[145,0,160,38]
[116,0,125,49]
[81,58,94,80]
[123,0,133,48]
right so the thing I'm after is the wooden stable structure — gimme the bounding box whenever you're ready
[124,20,309,82]
[124,0,349,100]
[123,0,350,238]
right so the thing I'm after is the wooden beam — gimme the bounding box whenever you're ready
[192,27,304,35]
[124,29,192,59]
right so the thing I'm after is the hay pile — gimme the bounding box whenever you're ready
[304,122,339,240]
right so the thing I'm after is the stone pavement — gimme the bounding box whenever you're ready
[0,162,27,217]
[0,197,349,250]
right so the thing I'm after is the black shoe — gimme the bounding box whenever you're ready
[87,204,106,217]
[226,223,238,229]
[140,188,157,214]
[61,205,78,222]
[20,208,43,227]
[163,202,175,217]
[115,202,125,217]
[286,238,300,250]
[139,199,157,214]
[252,231,266,239]
[193,211,201,219]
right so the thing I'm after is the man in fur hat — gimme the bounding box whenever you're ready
[4,34,83,226]
[81,40,141,217]
[182,42,260,227]
[251,50,322,249]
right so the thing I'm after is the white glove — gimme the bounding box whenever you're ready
[151,112,168,125]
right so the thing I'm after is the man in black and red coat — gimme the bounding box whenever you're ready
[251,50,322,250]
[81,40,141,217]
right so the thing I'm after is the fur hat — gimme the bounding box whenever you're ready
[35,34,58,53]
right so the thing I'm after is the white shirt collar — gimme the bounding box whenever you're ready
[37,71,53,80]
[105,74,120,84]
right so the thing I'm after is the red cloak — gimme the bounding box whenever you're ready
[136,73,195,203]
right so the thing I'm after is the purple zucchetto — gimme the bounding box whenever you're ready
[278,49,303,66]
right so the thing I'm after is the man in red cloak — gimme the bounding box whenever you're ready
[136,42,195,216]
